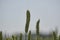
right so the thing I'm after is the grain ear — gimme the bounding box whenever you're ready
[25,10,30,33]
[25,10,31,40]
[36,19,40,40]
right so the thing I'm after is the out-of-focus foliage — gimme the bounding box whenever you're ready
[53,31,57,40]
[0,31,2,40]
[12,35,14,40]
[12,35,17,40]
[59,35,60,40]
[6,38,11,40]
[28,31,31,40]
[19,33,22,40]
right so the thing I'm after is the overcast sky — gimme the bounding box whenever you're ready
[0,0,60,34]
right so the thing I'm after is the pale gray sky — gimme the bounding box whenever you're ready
[0,0,60,34]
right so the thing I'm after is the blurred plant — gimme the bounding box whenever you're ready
[15,36,17,40]
[19,33,22,40]
[28,31,31,40]
[6,38,9,40]
[52,27,58,40]
[59,35,60,40]
[6,38,11,40]
[0,31,2,40]
[36,19,40,40]
[53,31,57,40]
[25,10,30,40]
[12,35,17,40]
[12,35,14,40]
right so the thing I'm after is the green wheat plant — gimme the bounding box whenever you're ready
[59,35,60,40]
[25,10,30,40]
[12,35,17,40]
[6,38,11,40]
[6,38,9,40]
[12,35,14,40]
[53,31,57,40]
[0,31,2,40]
[0,10,60,40]
[28,31,31,40]
[36,19,40,40]
[19,33,22,40]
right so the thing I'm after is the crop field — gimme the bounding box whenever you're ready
[0,10,60,40]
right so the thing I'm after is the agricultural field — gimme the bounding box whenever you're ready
[0,10,60,40]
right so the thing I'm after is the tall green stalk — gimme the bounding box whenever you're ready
[28,31,31,40]
[25,10,30,40]
[36,19,40,40]
[19,33,22,40]
[12,35,17,40]
[12,35,14,40]
[59,35,60,40]
[53,31,57,40]
[0,31,2,40]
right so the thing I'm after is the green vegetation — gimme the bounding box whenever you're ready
[28,31,31,40]
[0,32,2,40]
[25,10,30,40]
[6,38,11,40]
[12,35,17,40]
[25,10,30,33]
[53,31,57,40]
[59,35,60,40]
[19,33,22,40]
[36,19,40,40]
[0,10,60,40]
